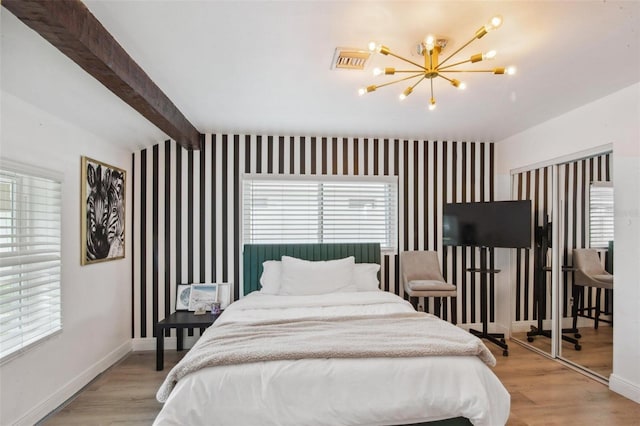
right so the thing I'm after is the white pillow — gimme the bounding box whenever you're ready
[259,260,282,294]
[279,256,356,295]
[353,263,381,291]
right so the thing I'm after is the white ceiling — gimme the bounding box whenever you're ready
[2,1,639,151]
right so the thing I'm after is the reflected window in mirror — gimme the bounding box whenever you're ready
[588,182,613,249]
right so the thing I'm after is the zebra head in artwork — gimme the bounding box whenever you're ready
[106,170,125,257]
[86,164,112,260]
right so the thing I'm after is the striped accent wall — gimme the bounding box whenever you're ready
[132,135,494,339]
[511,152,612,322]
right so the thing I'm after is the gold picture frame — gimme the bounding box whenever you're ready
[80,156,126,265]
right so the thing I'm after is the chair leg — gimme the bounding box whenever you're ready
[409,296,418,310]
[451,297,457,325]
[572,286,580,331]
[595,288,602,330]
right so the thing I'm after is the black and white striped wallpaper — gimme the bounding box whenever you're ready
[132,135,494,339]
[511,152,612,323]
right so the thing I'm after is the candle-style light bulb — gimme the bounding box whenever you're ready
[424,34,435,51]
[483,50,497,60]
[485,15,503,32]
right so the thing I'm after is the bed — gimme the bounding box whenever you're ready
[154,243,510,426]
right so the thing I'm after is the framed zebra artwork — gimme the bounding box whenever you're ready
[80,156,126,265]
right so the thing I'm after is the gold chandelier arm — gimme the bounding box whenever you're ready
[437,35,478,68]
[374,72,424,89]
[427,75,437,109]
[386,51,427,70]
[437,58,473,71]
[440,69,502,73]
[437,74,464,89]
[437,74,455,84]
[409,76,426,90]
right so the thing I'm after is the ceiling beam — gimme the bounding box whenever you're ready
[3,0,202,150]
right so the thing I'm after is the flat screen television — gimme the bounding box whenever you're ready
[442,200,532,248]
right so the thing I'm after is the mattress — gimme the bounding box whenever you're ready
[154,291,510,426]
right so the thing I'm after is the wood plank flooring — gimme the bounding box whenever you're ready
[512,324,613,379]
[493,340,637,425]
[41,341,640,425]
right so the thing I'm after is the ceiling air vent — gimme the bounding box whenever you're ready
[331,48,371,70]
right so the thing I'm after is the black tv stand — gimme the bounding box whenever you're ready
[526,218,581,351]
[467,247,509,356]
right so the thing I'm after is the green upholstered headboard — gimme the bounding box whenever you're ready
[243,243,381,296]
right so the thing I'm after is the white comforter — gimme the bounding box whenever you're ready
[154,291,510,426]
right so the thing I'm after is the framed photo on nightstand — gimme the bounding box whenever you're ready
[188,284,218,311]
[175,284,191,311]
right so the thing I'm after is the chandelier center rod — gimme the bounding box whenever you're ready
[423,44,440,79]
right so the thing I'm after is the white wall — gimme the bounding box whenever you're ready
[495,83,640,403]
[0,92,133,425]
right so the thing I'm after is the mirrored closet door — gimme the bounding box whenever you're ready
[557,152,613,380]
[510,150,613,380]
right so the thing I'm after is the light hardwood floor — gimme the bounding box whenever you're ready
[42,341,640,425]
[512,324,613,379]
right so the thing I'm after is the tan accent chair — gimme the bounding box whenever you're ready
[572,249,613,330]
[400,251,457,320]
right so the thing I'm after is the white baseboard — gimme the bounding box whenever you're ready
[16,340,132,426]
[609,374,640,403]
[132,335,200,352]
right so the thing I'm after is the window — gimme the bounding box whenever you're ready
[0,162,62,360]
[588,181,613,249]
[242,175,398,251]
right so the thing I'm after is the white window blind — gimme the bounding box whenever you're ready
[589,182,613,249]
[242,175,398,251]
[0,165,61,360]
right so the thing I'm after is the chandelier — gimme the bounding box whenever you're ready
[359,15,516,110]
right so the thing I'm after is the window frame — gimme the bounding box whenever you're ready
[0,159,63,363]
[241,174,398,252]
[587,180,614,249]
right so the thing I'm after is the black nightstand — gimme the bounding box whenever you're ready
[155,311,219,370]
